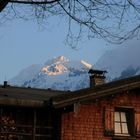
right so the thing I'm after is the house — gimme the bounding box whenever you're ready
[0,70,140,140]
[0,81,67,140]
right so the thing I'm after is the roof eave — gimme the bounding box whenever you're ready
[53,76,140,108]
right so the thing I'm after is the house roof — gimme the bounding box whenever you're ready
[0,75,140,108]
[0,85,69,107]
[52,75,140,108]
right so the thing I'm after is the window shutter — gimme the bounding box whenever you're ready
[135,112,140,137]
[104,107,114,136]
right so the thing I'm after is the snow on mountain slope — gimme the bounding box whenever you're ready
[9,56,92,91]
[9,64,42,85]
[95,44,140,81]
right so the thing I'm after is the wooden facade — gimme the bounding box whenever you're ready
[0,107,50,139]
[0,75,140,140]
[0,86,64,140]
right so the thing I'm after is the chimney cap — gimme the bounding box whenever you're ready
[3,81,10,88]
[88,69,107,75]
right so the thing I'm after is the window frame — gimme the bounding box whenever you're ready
[114,107,135,137]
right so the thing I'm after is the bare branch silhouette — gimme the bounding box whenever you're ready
[1,0,140,47]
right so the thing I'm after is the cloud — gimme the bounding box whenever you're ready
[95,39,140,79]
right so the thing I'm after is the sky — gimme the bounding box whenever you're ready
[0,15,123,84]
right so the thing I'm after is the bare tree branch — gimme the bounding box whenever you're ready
[1,0,140,47]
[0,0,9,12]
[9,0,60,4]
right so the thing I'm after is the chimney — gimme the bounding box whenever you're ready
[88,69,107,87]
[3,81,9,88]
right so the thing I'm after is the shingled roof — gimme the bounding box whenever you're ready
[0,85,69,107]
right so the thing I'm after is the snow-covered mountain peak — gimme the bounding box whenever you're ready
[41,63,68,76]
[40,56,92,76]
[9,56,92,91]
[56,56,68,62]
[45,55,69,65]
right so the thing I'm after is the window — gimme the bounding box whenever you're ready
[115,111,129,136]
[114,108,134,137]
[104,107,135,138]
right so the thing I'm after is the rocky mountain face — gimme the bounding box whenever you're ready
[9,56,92,91]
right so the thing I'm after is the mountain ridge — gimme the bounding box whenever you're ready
[9,56,92,91]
